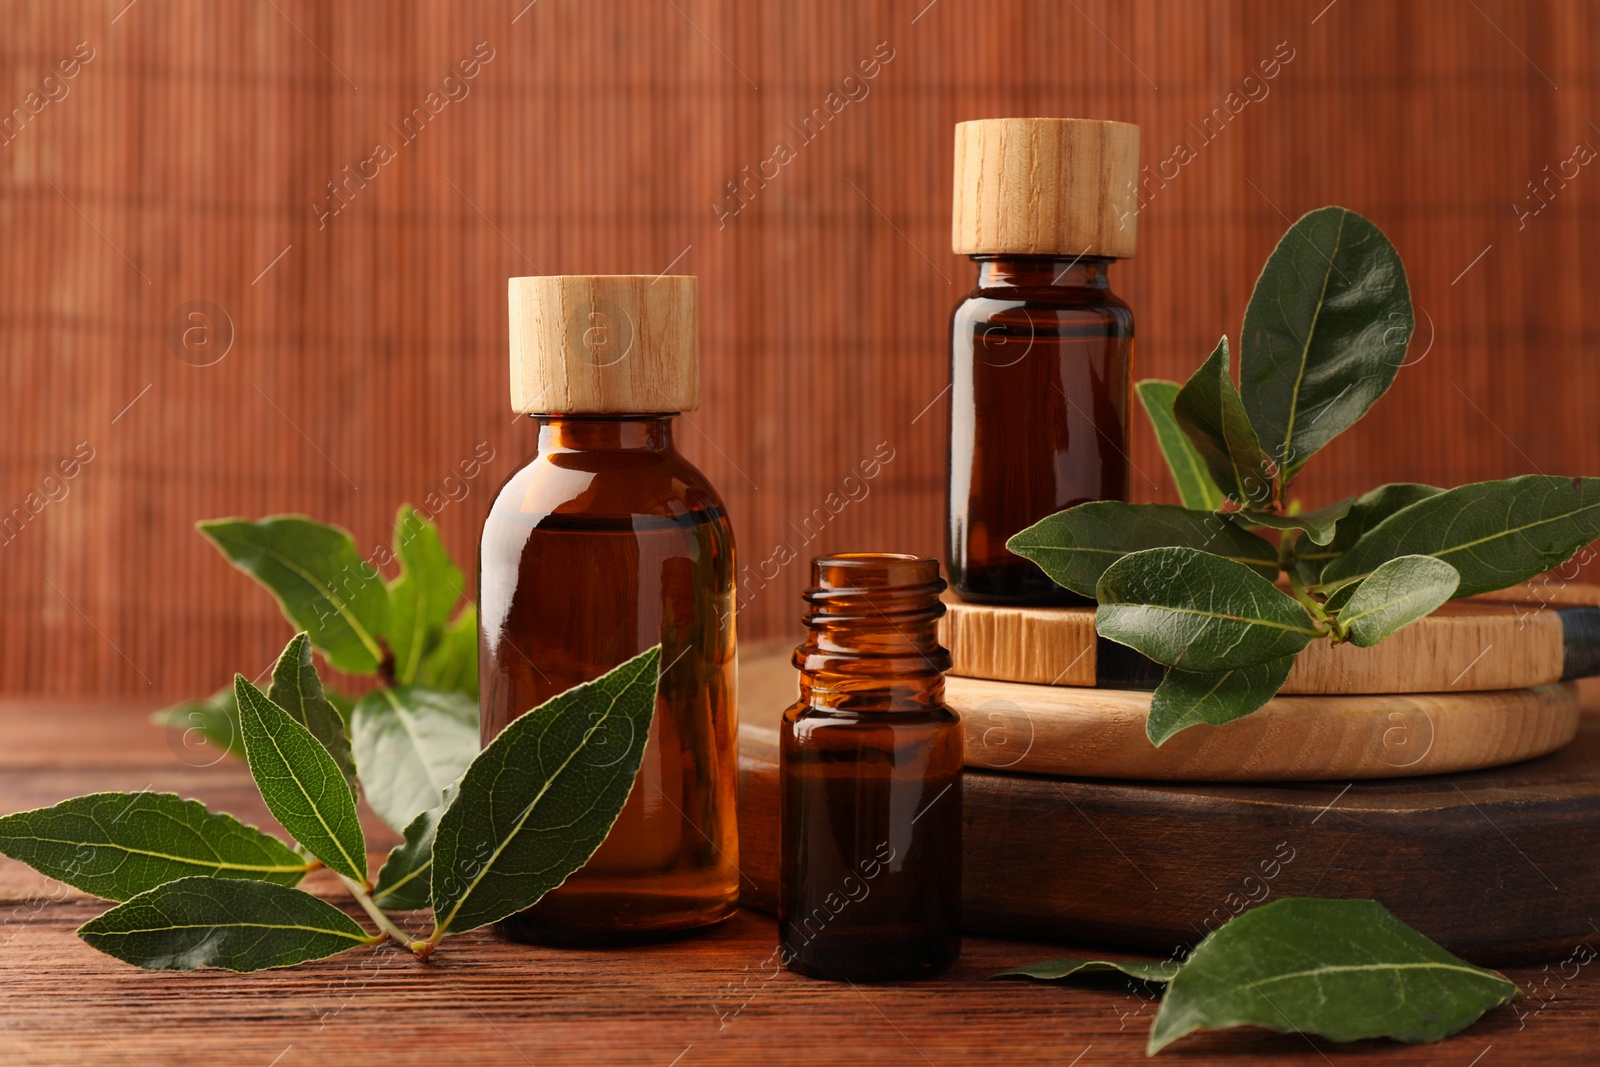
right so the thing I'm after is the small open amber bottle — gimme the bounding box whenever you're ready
[479,275,739,945]
[779,554,962,981]
[947,118,1139,604]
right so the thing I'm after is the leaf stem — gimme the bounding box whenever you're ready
[1286,569,1330,630]
[339,873,429,955]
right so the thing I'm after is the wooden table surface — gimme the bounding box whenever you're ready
[1,700,1596,1066]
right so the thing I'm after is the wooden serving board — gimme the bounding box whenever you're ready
[940,585,1600,695]
[738,652,1600,965]
[743,650,1580,781]
[944,676,1580,780]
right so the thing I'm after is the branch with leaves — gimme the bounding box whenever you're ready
[1009,207,1600,745]
[0,635,660,970]
[0,505,665,971]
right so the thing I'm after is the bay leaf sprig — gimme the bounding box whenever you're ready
[1009,206,1600,744]
[994,897,1520,1054]
[160,505,480,767]
[0,633,662,972]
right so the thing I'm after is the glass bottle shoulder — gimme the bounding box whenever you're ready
[951,285,1133,331]
[484,439,730,534]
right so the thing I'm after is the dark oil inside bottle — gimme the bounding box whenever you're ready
[779,554,962,981]
[479,416,739,945]
[947,256,1133,604]
[781,711,963,981]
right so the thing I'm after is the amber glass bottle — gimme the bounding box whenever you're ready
[947,118,1140,604]
[779,554,962,982]
[479,276,738,945]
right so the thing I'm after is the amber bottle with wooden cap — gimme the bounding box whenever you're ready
[948,117,1139,604]
[479,275,739,945]
[779,554,962,981]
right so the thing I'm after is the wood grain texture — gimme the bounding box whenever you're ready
[507,275,699,413]
[738,666,1600,966]
[940,592,1581,694]
[3,1,1598,699]
[938,676,1581,780]
[0,697,1592,1064]
[748,641,1582,779]
[951,117,1140,256]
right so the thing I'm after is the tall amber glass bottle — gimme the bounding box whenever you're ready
[779,554,962,981]
[947,118,1140,604]
[479,276,738,945]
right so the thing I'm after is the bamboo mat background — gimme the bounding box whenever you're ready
[1,0,1596,699]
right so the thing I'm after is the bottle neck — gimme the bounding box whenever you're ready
[972,254,1115,291]
[532,413,677,453]
[793,554,951,714]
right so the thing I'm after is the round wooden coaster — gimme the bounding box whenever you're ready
[740,649,1581,782]
[943,676,1580,781]
[938,588,1600,695]
[737,649,1600,964]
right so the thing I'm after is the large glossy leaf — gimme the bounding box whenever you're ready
[79,877,372,972]
[234,676,367,885]
[1240,207,1412,477]
[428,646,660,938]
[1096,548,1319,671]
[1007,503,1278,598]
[416,604,479,697]
[1146,654,1296,746]
[1290,482,1443,585]
[1149,898,1519,1053]
[1136,379,1223,512]
[993,956,1178,984]
[1321,476,1600,599]
[267,633,355,788]
[350,686,479,834]
[1236,497,1354,547]
[151,684,243,762]
[199,517,388,674]
[386,507,466,686]
[1174,337,1271,507]
[0,792,307,902]
[1335,555,1459,647]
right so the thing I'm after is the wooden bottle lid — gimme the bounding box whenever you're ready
[507,275,699,414]
[952,118,1140,258]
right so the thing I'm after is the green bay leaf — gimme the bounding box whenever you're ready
[267,633,355,789]
[1240,207,1412,478]
[992,956,1178,984]
[234,675,367,885]
[1149,898,1519,1053]
[1321,475,1600,598]
[1237,496,1354,547]
[1007,502,1278,598]
[386,506,466,686]
[1146,654,1296,746]
[0,792,308,902]
[1290,482,1443,585]
[428,646,660,938]
[1173,337,1271,507]
[350,686,479,834]
[198,517,388,674]
[1336,555,1459,647]
[416,604,479,698]
[1136,379,1223,511]
[78,877,371,972]
[1096,547,1318,671]
[372,792,450,912]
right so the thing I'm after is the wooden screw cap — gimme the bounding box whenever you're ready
[507,275,699,414]
[952,118,1140,258]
